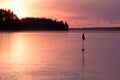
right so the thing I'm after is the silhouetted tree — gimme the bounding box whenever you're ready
[19,17,69,30]
[0,8,69,31]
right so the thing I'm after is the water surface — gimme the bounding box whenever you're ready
[0,31,120,80]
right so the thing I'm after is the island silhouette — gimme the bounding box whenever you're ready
[0,9,69,31]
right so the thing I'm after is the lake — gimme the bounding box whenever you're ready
[0,31,120,80]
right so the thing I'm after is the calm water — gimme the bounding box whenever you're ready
[0,31,120,80]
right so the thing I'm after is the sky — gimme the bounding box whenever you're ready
[0,0,120,28]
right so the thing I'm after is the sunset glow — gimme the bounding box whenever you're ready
[1,1,26,19]
[0,0,120,27]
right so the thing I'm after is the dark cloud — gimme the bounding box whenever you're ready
[81,0,120,20]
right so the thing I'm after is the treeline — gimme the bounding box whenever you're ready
[0,9,69,31]
[0,9,19,30]
[20,17,68,30]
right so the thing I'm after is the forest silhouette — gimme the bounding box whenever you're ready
[0,9,69,31]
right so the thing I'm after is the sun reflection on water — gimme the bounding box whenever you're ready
[10,33,25,64]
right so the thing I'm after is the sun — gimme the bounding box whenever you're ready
[2,1,26,19]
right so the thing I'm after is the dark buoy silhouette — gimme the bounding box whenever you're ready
[82,32,85,51]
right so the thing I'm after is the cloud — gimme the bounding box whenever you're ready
[45,0,120,27]
[81,0,120,20]
[51,0,120,20]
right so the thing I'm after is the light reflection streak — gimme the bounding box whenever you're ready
[10,33,25,64]
[8,32,51,71]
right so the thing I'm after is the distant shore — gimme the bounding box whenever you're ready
[69,27,120,31]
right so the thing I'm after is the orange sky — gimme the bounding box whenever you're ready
[0,0,120,28]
